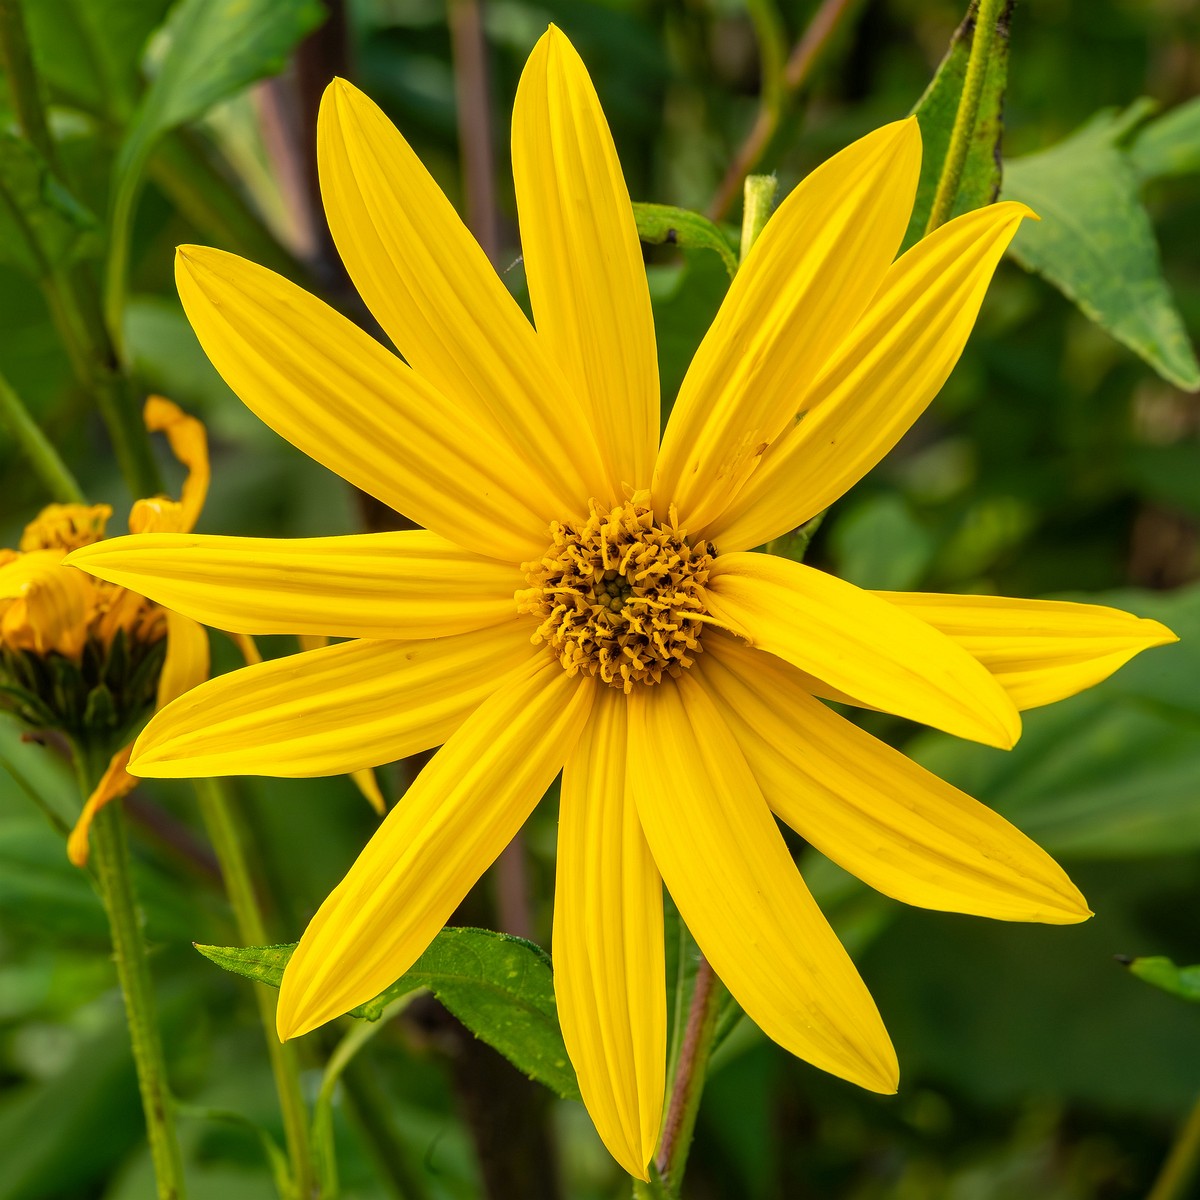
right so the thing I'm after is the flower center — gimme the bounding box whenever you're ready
[517,493,715,692]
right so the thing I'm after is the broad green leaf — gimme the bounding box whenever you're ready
[1002,104,1200,392]
[633,202,738,278]
[196,926,581,1100]
[829,494,935,590]
[106,0,325,337]
[909,584,1199,860]
[902,1,1011,250]
[1123,956,1200,1003]
[0,135,98,277]
[1130,96,1200,182]
[24,0,172,120]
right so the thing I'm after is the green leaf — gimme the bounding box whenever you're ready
[633,202,738,278]
[909,584,1200,860]
[1129,96,1200,182]
[1002,103,1200,392]
[828,494,935,590]
[196,926,581,1101]
[903,1,1011,250]
[24,0,173,120]
[1122,956,1200,1004]
[0,134,98,277]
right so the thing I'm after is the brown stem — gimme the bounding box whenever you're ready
[708,0,860,221]
[448,0,500,264]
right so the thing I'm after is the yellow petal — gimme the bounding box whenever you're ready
[653,119,922,530]
[705,552,1021,748]
[352,768,387,817]
[278,653,595,1039]
[706,202,1034,550]
[317,77,605,514]
[876,591,1178,710]
[67,744,137,868]
[555,688,665,1178]
[19,503,111,552]
[156,610,209,709]
[512,26,658,494]
[129,621,535,779]
[175,245,548,562]
[0,550,91,658]
[702,632,1091,923]
[628,675,897,1093]
[129,397,210,535]
[68,530,521,640]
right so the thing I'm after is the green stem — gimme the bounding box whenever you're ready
[0,0,62,174]
[1148,1092,1200,1200]
[654,960,722,1190]
[78,748,187,1200]
[193,778,318,1200]
[739,175,778,264]
[925,0,1004,233]
[0,369,85,503]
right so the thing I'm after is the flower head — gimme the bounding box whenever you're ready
[68,28,1176,1178]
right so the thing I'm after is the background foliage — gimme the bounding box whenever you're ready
[1,1,1199,1197]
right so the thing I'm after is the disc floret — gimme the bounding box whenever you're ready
[518,492,715,691]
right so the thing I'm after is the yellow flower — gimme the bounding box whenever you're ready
[0,398,213,865]
[68,28,1175,1178]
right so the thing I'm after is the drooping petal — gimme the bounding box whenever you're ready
[654,119,922,530]
[156,610,209,709]
[701,632,1091,923]
[705,202,1034,551]
[175,245,549,562]
[277,653,595,1039]
[68,530,522,641]
[0,550,91,658]
[875,591,1179,710]
[555,688,665,1179]
[317,77,605,513]
[705,552,1021,748]
[512,26,658,494]
[67,744,137,868]
[129,621,536,779]
[352,769,387,817]
[128,397,210,535]
[627,674,897,1093]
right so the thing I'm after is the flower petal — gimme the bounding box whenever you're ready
[877,591,1178,710]
[277,653,595,1039]
[129,622,536,779]
[701,632,1090,923]
[654,119,921,530]
[317,77,606,512]
[705,552,1021,748]
[68,530,522,641]
[175,245,548,562]
[705,202,1034,550]
[512,26,658,493]
[156,610,209,709]
[628,674,897,1093]
[67,744,138,868]
[556,688,665,1179]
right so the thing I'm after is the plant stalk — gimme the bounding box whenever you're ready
[925,0,1005,233]
[193,777,318,1200]
[0,369,85,503]
[79,748,188,1200]
[739,175,779,263]
[1148,1092,1200,1200]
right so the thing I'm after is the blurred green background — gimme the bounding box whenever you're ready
[2,1,1200,1197]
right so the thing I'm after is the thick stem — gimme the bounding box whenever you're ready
[924,0,1005,233]
[708,0,859,221]
[0,0,62,174]
[739,174,778,264]
[0,369,85,503]
[655,960,721,1188]
[1149,1093,1200,1200]
[193,778,318,1200]
[80,750,187,1200]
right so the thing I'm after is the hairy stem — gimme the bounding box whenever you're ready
[193,778,318,1200]
[0,368,85,503]
[925,0,1005,233]
[80,749,187,1200]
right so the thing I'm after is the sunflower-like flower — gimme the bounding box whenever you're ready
[69,28,1175,1178]
[1,398,212,864]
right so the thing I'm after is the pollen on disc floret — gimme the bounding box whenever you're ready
[517,491,716,692]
